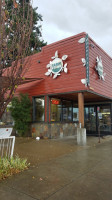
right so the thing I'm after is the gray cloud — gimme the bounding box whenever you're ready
[34,0,112,57]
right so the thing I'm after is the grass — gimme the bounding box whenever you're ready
[0,155,30,180]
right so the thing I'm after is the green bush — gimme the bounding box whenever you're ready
[0,155,29,180]
[10,93,32,136]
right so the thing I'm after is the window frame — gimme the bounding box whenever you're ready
[50,97,79,123]
[50,98,62,122]
[33,96,45,122]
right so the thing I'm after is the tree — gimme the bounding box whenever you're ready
[9,93,32,136]
[29,5,47,52]
[6,0,47,54]
[0,0,33,119]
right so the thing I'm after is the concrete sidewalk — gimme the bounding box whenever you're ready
[0,137,112,200]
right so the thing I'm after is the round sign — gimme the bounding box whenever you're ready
[51,58,63,74]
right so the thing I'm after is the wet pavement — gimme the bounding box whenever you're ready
[0,136,112,200]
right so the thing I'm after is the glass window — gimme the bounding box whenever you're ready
[73,104,79,122]
[84,107,96,131]
[34,97,45,121]
[51,98,61,121]
[50,99,77,122]
[97,105,111,132]
[62,100,72,122]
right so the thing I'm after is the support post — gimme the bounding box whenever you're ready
[78,93,84,128]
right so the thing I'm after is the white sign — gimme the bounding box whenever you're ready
[98,113,102,119]
[45,51,68,79]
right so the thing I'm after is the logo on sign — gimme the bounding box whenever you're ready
[51,58,63,74]
[45,51,68,79]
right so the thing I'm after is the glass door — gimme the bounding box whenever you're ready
[84,104,111,136]
[97,105,111,133]
[84,107,96,133]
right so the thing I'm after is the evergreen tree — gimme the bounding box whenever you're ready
[6,0,46,54]
[30,6,47,52]
[7,0,47,53]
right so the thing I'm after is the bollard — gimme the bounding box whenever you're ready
[77,128,86,145]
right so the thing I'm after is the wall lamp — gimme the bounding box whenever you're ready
[89,43,95,48]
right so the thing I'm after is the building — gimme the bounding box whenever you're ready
[17,32,112,138]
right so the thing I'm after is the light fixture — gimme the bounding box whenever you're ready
[81,78,87,86]
[89,43,95,48]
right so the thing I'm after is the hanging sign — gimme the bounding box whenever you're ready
[85,34,89,85]
[45,51,68,79]
[78,34,89,86]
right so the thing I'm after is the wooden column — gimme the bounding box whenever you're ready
[78,93,84,128]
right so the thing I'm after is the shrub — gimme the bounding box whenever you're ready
[10,93,32,136]
[0,155,29,180]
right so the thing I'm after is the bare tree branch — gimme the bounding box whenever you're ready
[0,0,33,119]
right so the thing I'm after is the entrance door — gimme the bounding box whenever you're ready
[85,104,111,136]
[97,105,111,135]
[84,107,96,135]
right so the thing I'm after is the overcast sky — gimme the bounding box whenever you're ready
[33,0,112,57]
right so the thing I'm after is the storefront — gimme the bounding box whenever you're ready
[32,95,112,137]
[16,32,112,138]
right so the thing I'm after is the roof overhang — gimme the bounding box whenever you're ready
[49,90,112,103]
[0,76,44,89]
